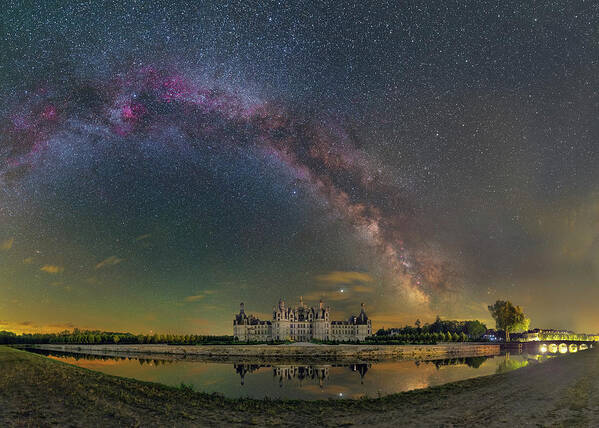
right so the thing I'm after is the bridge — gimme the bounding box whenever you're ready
[503,340,595,354]
[538,341,594,354]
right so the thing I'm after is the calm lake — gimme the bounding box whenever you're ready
[26,348,558,399]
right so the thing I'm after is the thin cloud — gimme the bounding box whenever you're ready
[95,256,125,270]
[353,285,374,293]
[184,290,217,303]
[40,265,64,274]
[2,321,80,334]
[302,290,351,302]
[315,271,373,284]
[134,233,151,242]
[1,238,14,251]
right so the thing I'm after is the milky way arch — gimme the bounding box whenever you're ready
[0,66,456,305]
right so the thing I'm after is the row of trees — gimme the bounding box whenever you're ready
[367,331,468,344]
[375,317,487,340]
[0,329,469,346]
[0,329,236,345]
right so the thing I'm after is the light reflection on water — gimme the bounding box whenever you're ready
[27,349,555,399]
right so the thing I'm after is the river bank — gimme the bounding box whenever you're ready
[19,342,499,363]
[2,345,598,426]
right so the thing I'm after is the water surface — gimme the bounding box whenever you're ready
[27,348,556,399]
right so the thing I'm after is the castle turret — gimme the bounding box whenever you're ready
[313,299,330,340]
[273,298,290,340]
[233,302,249,341]
[354,302,372,341]
[356,302,369,324]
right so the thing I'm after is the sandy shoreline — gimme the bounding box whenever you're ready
[2,345,598,426]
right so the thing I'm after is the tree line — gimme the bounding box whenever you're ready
[0,328,471,346]
[0,329,236,345]
[375,317,487,340]
[367,330,469,344]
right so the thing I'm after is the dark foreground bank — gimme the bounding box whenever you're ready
[1,346,597,427]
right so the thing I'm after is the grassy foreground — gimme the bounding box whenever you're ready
[1,346,598,427]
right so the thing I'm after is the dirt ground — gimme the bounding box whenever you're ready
[1,345,598,427]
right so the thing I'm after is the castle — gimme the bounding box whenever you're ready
[233,297,372,342]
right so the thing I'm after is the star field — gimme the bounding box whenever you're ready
[1,1,599,334]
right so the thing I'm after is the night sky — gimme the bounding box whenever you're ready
[1,1,599,335]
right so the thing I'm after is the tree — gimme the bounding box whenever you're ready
[463,320,486,339]
[488,300,530,342]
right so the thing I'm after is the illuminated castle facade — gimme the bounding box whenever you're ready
[233,297,372,342]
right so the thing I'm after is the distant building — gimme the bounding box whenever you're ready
[233,297,372,342]
[521,328,595,342]
[487,328,588,342]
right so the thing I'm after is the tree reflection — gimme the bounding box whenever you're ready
[496,353,529,374]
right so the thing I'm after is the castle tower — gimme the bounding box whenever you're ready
[273,298,290,340]
[355,302,372,341]
[233,302,249,341]
[313,299,330,340]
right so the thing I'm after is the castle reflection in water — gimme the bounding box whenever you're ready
[232,357,493,387]
[234,363,370,387]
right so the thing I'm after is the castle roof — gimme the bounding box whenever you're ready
[235,309,248,323]
[356,307,369,325]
